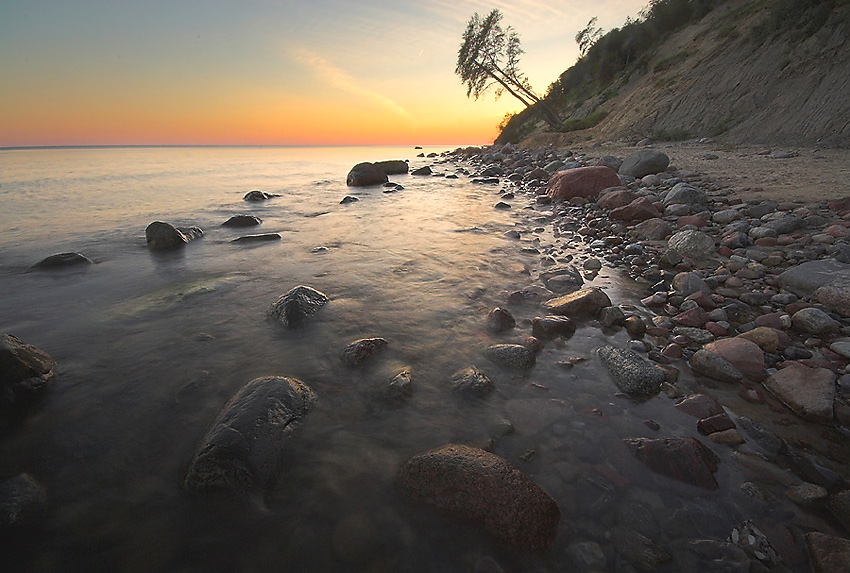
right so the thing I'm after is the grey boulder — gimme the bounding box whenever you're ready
[597,345,664,398]
[267,286,329,328]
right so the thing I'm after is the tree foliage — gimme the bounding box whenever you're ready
[576,17,604,58]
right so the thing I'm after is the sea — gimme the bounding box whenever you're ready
[0,146,807,571]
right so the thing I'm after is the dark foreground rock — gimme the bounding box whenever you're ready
[347,163,389,187]
[597,345,664,398]
[267,286,329,328]
[222,215,262,228]
[31,252,93,270]
[145,221,203,250]
[450,366,494,397]
[625,436,720,490]
[484,344,535,371]
[0,474,47,529]
[397,444,560,553]
[341,338,388,367]
[184,376,316,494]
[243,190,277,201]
[1,334,55,433]
[805,531,850,572]
[372,160,409,175]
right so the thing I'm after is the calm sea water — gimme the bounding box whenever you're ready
[0,146,818,571]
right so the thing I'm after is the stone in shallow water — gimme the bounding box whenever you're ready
[267,285,329,328]
[762,362,835,423]
[222,215,262,227]
[544,287,611,317]
[341,338,388,367]
[0,473,47,529]
[689,349,743,383]
[805,532,850,573]
[625,436,720,490]
[597,345,664,398]
[450,365,494,397]
[1,334,56,433]
[231,233,281,244]
[145,221,203,250]
[484,344,535,371]
[31,252,93,269]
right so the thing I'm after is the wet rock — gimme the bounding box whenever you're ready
[597,345,665,398]
[547,166,620,201]
[668,230,715,260]
[397,444,560,553]
[611,525,671,570]
[696,413,735,436]
[31,252,93,269]
[145,221,203,250]
[599,306,626,327]
[372,159,409,175]
[387,368,413,401]
[805,531,850,573]
[451,366,494,398]
[267,285,329,328]
[539,264,583,292]
[342,338,388,367]
[729,520,779,566]
[531,316,576,339]
[243,190,275,201]
[486,308,516,333]
[222,215,262,228]
[231,233,281,243]
[703,338,765,380]
[785,482,828,508]
[484,344,535,371]
[763,362,835,423]
[411,166,432,176]
[340,195,359,204]
[544,287,611,317]
[672,272,711,296]
[618,150,670,178]
[507,285,555,305]
[829,490,850,532]
[1,334,55,432]
[184,376,317,494]
[625,436,720,490]
[736,417,787,458]
[792,307,840,335]
[675,394,723,419]
[689,349,743,382]
[346,162,389,186]
[0,473,47,530]
[669,539,750,573]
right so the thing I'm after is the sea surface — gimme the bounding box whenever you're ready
[0,146,810,571]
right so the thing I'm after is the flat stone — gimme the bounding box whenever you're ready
[689,349,743,382]
[703,338,765,380]
[31,252,93,269]
[763,362,835,423]
[675,394,724,419]
[543,287,611,317]
[531,316,576,339]
[597,345,665,398]
[697,413,736,435]
[625,436,720,490]
[778,259,850,298]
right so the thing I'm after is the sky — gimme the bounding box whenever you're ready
[0,0,649,147]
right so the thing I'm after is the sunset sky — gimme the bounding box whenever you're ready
[1,0,648,147]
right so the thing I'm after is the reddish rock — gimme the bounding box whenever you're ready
[825,224,850,238]
[763,362,836,423]
[705,322,728,336]
[597,189,637,210]
[543,288,611,317]
[755,312,789,329]
[717,246,733,257]
[709,429,744,445]
[828,197,850,213]
[677,215,708,228]
[736,327,786,354]
[547,167,620,201]
[806,532,850,572]
[685,291,717,310]
[755,237,779,247]
[662,343,683,359]
[610,197,661,222]
[704,337,766,380]
[625,436,720,490]
[671,395,722,419]
[673,307,709,327]
[697,413,736,435]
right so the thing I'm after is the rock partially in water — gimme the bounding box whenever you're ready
[805,531,850,573]
[625,436,720,490]
[397,444,560,553]
[31,252,93,270]
[450,366,494,398]
[597,345,664,398]
[372,160,409,175]
[762,362,835,423]
[184,376,317,494]
[611,525,671,570]
[145,221,203,250]
[231,233,281,244]
[689,349,743,383]
[342,338,388,367]
[544,287,611,318]
[0,473,47,529]
[243,190,276,201]
[411,166,432,176]
[484,344,535,371]
[532,316,576,339]
[1,334,55,434]
[222,215,262,228]
[703,338,765,380]
[346,163,388,186]
[539,264,584,293]
[386,368,413,401]
[267,286,329,328]
[486,308,516,333]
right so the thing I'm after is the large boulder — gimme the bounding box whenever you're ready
[763,362,835,423]
[547,166,620,201]
[184,376,317,494]
[267,286,329,328]
[397,444,560,553]
[625,436,720,490]
[597,345,665,398]
[703,338,765,380]
[543,287,611,317]
[1,334,55,433]
[372,160,409,175]
[777,259,850,298]
[346,163,389,186]
[668,230,715,259]
[618,150,670,178]
[145,221,203,250]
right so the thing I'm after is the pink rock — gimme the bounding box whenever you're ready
[755,237,779,247]
[763,362,836,423]
[597,189,637,210]
[725,276,744,288]
[673,307,709,327]
[625,436,720,490]
[610,197,661,222]
[703,338,765,380]
[662,343,683,359]
[755,312,789,329]
[547,166,621,201]
[677,215,708,228]
[705,321,728,336]
[717,246,733,257]
[675,393,724,418]
[685,291,717,310]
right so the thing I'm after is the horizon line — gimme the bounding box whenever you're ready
[0,142,489,152]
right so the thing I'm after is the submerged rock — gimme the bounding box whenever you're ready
[532,316,576,339]
[31,252,92,270]
[387,368,413,401]
[450,366,494,397]
[0,473,47,529]
[597,345,664,398]
[372,160,409,175]
[184,376,317,494]
[231,233,281,244]
[145,221,203,250]
[486,308,516,333]
[243,190,276,201]
[397,444,560,553]
[1,334,55,433]
[341,338,388,367]
[689,349,743,383]
[222,215,262,228]
[625,436,720,490]
[267,286,329,328]
[484,344,535,371]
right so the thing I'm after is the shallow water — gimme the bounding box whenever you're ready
[0,147,828,571]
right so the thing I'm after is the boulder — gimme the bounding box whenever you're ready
[184,376,317,493]
[597,345,665,398]
[672,272,711,296]
[267,286,329,328]
[222,215,262,228]
[0,473,47,529]
[625,436,720,490]
[632,218,672,241]
[543,287,611,317]
[243,190,275,201]
[346,163,389,186]
[539,264,583,293]
[450,366,494,398]
[372,160,409,175]
[31,252,93,270]
[411,166,432,176]
[805,532,850,573]
[663,182,708,207]
[778,259,850,298]
[618,150,670,178]
[486,308,515,333]
[763,363,835,423]
[675,394,724,419]
[597,189,637,210]
[703,338,765,380]
[791,307,840,335]
[397,444,560,553]
[668,230,715,260]
[610,197,661,222]
[1,334,55,433]
[547,166,621,201]
[484,344,535,371]
[814,282,850,317]
[145,221,203,250]
[342,338,388,367]
[532,316,576,339]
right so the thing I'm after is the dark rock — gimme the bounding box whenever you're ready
[231,233,281,244]
[0,474,47,529]
[736,417,787,458]
[486,308,516,333]
[31,252,93,269]
[697,413,736,435]
[625,436,720,490]
[805,532,850,573]
[222,215,262,228]
[532,316,576,339]
[340,195,359,204]
[411,166,432,176]
[450,366,494,397]
[597,345,665,398]
[243,190,275,201]
[1,334,55,433]
[598,306,626,327]
[675,394,724,419]
[633,218,672,241]
[791,307,840,334]
[539,264,584,293]
[397,444,560,553]
[145,221,203,250]
[373,160,409,175]
[544,287,611,317]
[342,338,388,367]
[184,376,317,493]
[619,150,670,178]
[387,368,413,401]
[347,163,389,186]
[689,349,743,382]
[611,525,671,570]
[267,286,329,328]
[663,183,708,207]
[484,344,535,371]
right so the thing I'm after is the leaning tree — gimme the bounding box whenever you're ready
[456,9,561,128]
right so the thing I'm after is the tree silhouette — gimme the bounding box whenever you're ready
[456,9,561,128]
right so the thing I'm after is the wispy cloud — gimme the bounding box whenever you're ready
[291,47,414,123]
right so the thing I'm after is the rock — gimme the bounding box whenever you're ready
[346,163,389,186]
[599,306,626,327]
[450,366,494,397]
[411,166,432,176]
[547,166,621,201]
[1,334,55,433]
[532,316,576,339]
[486,308,516,333]
[544,287,611,317]
[792,307,840,335]
[619,150,670,178]
[566,541,607,570]
[484,344,535,371]
[805,532,850,573]
[597,189,637,210]
[597,345,665,398]
[625,436,720,490]
[697,413,736,435]
[778,259,850,297]
[633,218,672,241]
[610,197,661,222]
[243,190,275,201]
[763,363,835,423]
[729,520,780,566]
[785,482,828,508]
[372,160,409,175]
[342,338,388,367]
[267,286,329,328]
[145,221,203,250]
[539,264,584,293]
[689,349,743,382]
[508,285,555,305]
[184,376,317,493]
[663,182,708,207]
[397,444,560,553]
[703,338,765,380]
[611,525,671,570]
[222,215,262,228]
[673,307,709,327]
[387,368,413,401]
[668,230,715,260]
[0,474,47,529]
[231,233,281,243]
[672,272,711,296]
[31,252,93,269]
[829,490,850,532]
[814,282,850,317]
[737,327,782,354]
[675,394,724,419]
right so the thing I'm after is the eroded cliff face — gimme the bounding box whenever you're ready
[522,0,850,148]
